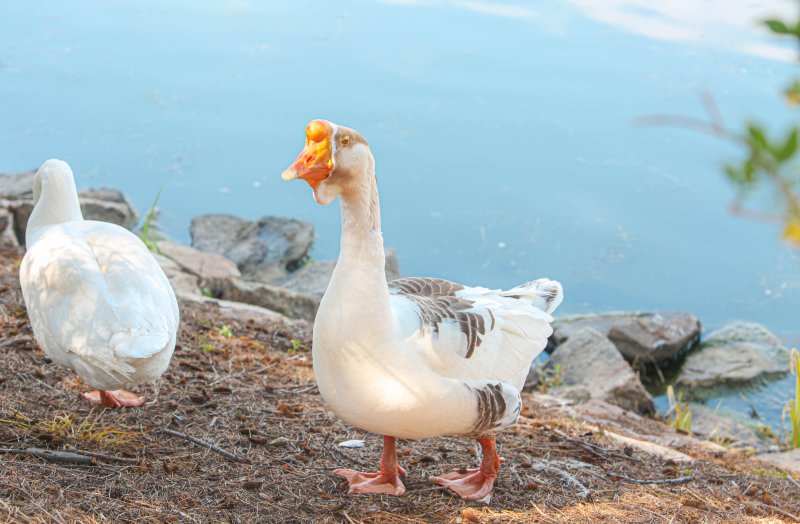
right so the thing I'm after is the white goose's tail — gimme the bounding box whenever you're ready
[500,278,563,314]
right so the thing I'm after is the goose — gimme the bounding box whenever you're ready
[19,159,179,408]
[281,120,563,500]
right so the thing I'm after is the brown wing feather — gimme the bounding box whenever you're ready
[389,277,490,358]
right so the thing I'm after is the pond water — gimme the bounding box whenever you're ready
[1,1,799,434]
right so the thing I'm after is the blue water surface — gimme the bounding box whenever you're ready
[1,0,799,432]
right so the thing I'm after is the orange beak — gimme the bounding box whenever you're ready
[281,120,334,189]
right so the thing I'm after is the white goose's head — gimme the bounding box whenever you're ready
[281,119,371,206]
[26,159,83,247]
[32,159,75,206]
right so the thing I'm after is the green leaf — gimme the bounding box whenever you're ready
[776,129,799,162]
[747,124,768,149]
[743,158,757,184]
[765,19,792,34]
[724,165,743,184]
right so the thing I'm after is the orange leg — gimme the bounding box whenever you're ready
[430,437,503,500]
[83,389,144,408]
[334,436,406,496]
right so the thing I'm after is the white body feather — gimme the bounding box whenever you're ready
[19,160,179,391]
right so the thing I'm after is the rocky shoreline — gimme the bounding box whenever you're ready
[1,169,798,476]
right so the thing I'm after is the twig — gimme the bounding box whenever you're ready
[787,474,800,490]
[329,445,372,469]
[159,428,252,464]
[308,433,330,465]
[551,428,642,463]
[0,447,95,466]
[0,336,33,350]
[529,459,592,500]
[69,449,140,463]
[607,472,692,485]
[761,501,800,522]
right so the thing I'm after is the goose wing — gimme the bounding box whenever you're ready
[389,277,562,389]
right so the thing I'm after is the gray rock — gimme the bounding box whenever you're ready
[689,405,775,452]
[2,171,139,246]
[546,327,655,414]
[153,253,202,297]
[549,312,700,365]
[178,293,310,334]
[675,322,789,396]
[0,207,16,246]
[0,170,35,200]
[755,448,800,476]
[156,240,240,294]
[219,278,320,321]
[78,188,139,229]
[608,313,700,365]
[272,248,401,297]
[190,214,314,281]
[273,260,337,297]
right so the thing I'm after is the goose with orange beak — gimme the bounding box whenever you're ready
[281,119,563,501]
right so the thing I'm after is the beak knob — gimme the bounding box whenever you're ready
[281,167,299,181]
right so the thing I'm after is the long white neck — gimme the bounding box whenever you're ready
[26,167,84,247]
[325,154,393,329]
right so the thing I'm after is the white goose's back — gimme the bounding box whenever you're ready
[20,219,179,391]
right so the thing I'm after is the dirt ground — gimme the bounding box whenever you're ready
[1,242,800,523]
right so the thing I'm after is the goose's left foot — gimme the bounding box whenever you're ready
[335,436,407,496]
[83,389,144,408]
[430,437,503,501]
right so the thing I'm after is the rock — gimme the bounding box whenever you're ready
[0,207,16,246]
[675,322,789,396]
[608,313,700,365]
[755,448,800,476]
[603,431,694,464]
[271,248,401,297]
[1,169,139,246]
[153,253,202,297]
[190,214,314,281]
[552,397,725,459]
[272,260,337,296]
[77,188,139,229]
[549,312,700,365]
[0,170,35,200]
[689,405,775,452]
[546,327,655,414]
[219,278,320,321]
[178,293,309,333]
[156,240,240,293]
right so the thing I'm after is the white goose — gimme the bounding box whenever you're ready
[281,120,562,500]
[19,160,179,407]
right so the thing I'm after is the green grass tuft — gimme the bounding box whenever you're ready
[667,385,692,433]
[139,188,163,253]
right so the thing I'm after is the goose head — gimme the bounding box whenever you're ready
[281,119,371,206]
[26,159,83,246]
[32,159,75,206]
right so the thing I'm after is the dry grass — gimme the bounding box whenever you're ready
[1,242,799,523]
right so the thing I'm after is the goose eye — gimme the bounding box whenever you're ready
[340,136,351,147]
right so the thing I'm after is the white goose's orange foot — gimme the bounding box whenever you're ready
[335,435,407,496]
[83,389,144,408]
[431,436,502,501]
[430,468,496,500]
[334,467,406,496]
